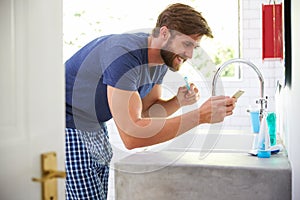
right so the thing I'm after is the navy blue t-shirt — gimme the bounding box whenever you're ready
[65,33,168,131]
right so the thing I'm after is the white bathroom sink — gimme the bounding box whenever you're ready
[142,129,256,153]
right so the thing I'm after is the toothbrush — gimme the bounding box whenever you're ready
[184,76,190,91]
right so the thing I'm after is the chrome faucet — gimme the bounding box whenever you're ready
[212,58,268,120]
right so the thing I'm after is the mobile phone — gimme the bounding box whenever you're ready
[232,90,245,99]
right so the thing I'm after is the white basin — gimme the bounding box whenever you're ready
[142,129,256,153]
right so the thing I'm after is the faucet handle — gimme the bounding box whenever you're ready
[256,96,268,119]
[256,96,268,104]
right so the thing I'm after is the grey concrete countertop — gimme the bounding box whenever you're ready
[114,150,291,172]
[114,151,291,200]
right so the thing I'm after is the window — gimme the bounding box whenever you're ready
[63,0,240,79]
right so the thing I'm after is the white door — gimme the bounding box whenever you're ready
[0,0,64,199]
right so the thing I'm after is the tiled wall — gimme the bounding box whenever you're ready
[228,0,284,130]
[193,0,284,131]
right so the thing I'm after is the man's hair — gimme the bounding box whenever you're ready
[152,3,213,38]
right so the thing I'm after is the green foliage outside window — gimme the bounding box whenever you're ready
[214,47,235,77]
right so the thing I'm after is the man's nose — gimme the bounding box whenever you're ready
[184,48,194,59]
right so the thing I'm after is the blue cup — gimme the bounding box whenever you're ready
[250,111,260,133]
[257,149,271,158]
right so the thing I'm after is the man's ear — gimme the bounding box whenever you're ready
[159,26,170,40]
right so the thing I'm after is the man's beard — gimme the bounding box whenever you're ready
[160,44,187,72]
[160,49,178,71]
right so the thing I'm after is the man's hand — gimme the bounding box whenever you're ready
[176,83,200,107]
[198,96,236,124]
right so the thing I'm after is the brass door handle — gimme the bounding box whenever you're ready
[32,152,65,200]
[32,170,66,183]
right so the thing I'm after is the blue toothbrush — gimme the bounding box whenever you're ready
[184,76,190,90]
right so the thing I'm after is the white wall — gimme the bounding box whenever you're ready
[288,0,300,199]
